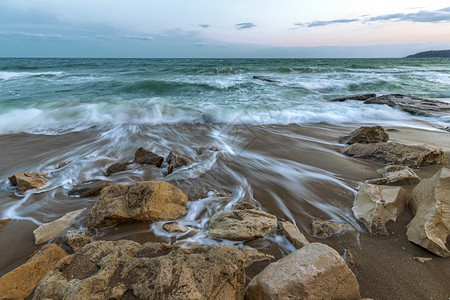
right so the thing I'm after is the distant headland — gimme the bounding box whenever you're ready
[406,50,450,58]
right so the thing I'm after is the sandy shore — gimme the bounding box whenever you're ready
[0,122,449,299]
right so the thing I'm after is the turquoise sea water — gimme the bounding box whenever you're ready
[1,58,449,134]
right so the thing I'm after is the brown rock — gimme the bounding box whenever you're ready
[167,151,195,174]
[134,147,164,167]
[68,179,113,198]
[33,240,245,300]
[279,221,309,249]
[232,202,256,210]
[312,220,355,238]
[338,126,389,144]
[342,142,448,168]
[367,165,421,186]
[163,222,189,233]
[207,209,277,241]
[106,161,131,176]
[33,208,86,245]
[406,168,450,257]
[0,243,67,299]
[0,218,11,229]
[344,249,356,269]
[413,257,432,263]
[8,172,48,193]
[88,181,188,228]
[245,243,361,300]
[353,184,407,234]
[62,230,93,252]
[241,246,274,264]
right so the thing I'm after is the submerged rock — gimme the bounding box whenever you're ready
[338,126,389,145]
[342,142,448,168]
[88,181,188,228]
[33,240,246,300]
[207,209,277,241]
[162,222,189,233]
[68,179,113,198]
[33,208,86,245]
[134,147,164,167]
[279,220,309,249]
[106,161,131,176]
[311,220,355,238]
[8,172,48,193]
[167,151,195,174]
[0,218,11,229]
[406,168,450,257]
[62,230,93,252]
[245,243,361,300]
[353,184,407,234]
[331,93,377,102]
[0,243,67,300]
[367,165,421,186]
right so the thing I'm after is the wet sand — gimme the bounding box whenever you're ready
[0,122,449,299]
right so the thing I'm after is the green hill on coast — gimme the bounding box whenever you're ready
[406,50,450,58]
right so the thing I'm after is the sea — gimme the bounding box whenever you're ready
[0,58,449,256]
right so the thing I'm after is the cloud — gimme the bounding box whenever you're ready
[0,31,63,40]
[295,18,359,28]
[199,24,210,28]
[122,35,154,41]
[235,22,256,30]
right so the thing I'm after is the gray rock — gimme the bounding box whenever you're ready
[69,180,113,198]
[106,161,131,176]
[330,93,377,102]
[134,147,164,167]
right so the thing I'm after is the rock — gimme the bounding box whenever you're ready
[232,201,256,210]
[338,126,389,144]
[0,243,67,299]
[364,94,450,116]
[253,75,279,83]
[312,220,355,238]
[0,218,11,229]
[215,191,232,197]
[8,172,48,193]
[167,151,195,174]
[33,240,246,300]
[344,249,356,269]
[194,145,221,155]
[88,181,188,228]
[241,246,274,264]
[106,161,131,176]
[245,243,361,300]
[413,257,432,263]
[68,179,113,198]
[279,221,309,249]
[367,165,422,186]
[406,168,450,257]
[33,208,86,245]
[342,142,448,168]
[207,209,277,241]
[163,222,189,233]
[331,93,377,102]
[353,184,407,234]
[62,230,93,252]
[134,147,164,167]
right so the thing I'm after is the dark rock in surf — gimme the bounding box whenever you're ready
[338,126,389,145]
[166,151,195,174]
[134,147,164,167]
[331,93,376,102]
[106,161,131,176]
[253,75,279,83]
[69,180,113,198]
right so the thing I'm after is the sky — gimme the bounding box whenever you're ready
[0,0,450,58]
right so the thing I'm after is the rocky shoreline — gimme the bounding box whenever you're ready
[0,122,449,299]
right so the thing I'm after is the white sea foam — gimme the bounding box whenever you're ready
[0,71,65,80]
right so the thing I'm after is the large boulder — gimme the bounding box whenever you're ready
[367,165,421,186]
[0,243,67,299]
[134,147,164,167]
[33,208,86,245]
[406,168,450,257]
[353,184,407,234]
[207,209,277,241]
[311,220,355,238]
[338,126,389,144]
[33,240,246,300]
[68,180,113,198]
[279,221,309,249]
[342,142,448,168]
[167,151,195,174]
[245,243,361,300]
[8,172,48,193]
[88,181,188,228]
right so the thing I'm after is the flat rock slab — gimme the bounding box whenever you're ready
[407,167,450,257]
[0,243,67,300]
[367,165,421,186]
[134,147,164,167]
[207,209,277,241]
[33,240,246,300]
[342,142,448,168]
[353,184,407,234]
[331,93,377,102]
[339,126,389,145]
[245,243,361,300]
[88,181,188,228]
[8,172,48,193]
[312,220,355,238]
[69,180,113,198]
[279,221,309,249]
